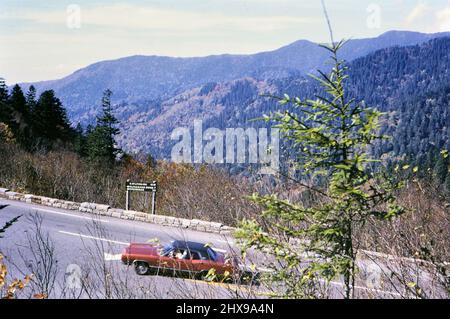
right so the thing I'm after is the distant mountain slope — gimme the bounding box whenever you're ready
[22,31,449,123]
[381,86,450,162]
[116,37,450,160]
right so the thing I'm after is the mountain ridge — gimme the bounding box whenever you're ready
[18,30,450,121]
[22,30,450,84]
[114,37,450,160]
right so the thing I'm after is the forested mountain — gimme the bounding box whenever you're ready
[385,88,450,157]
[115,37,449,167]
[20,31,449,124]
[380,87,450,189]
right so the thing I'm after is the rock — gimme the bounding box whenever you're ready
[80,202,90,208]
[109,208,124,219]
[94,204,110,212]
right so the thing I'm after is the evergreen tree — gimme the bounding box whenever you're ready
[146,153,157,168]
[0,78,11,125]
[87,89,121,165]
[33,90,72,150]
[85,124,93,135]
[434,153,449,184]
[445,174,450,193]
[0,78,7,102]
[25,85,37,112]
[8,84,31,148]
[73,123,87,156]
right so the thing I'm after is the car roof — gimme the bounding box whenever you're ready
[171,240,213,253]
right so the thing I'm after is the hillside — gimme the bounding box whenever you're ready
[115,37,449,164]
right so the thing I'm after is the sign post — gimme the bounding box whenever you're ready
[151,190,156,216]
[125,180,157,214]
[126,187,130,211]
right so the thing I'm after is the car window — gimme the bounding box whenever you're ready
[191,251,201,260]
[174,249,185,259]
[207,248,218,261]
[194,251,208,260]
[181,250,191,259]
[161,244,174,257]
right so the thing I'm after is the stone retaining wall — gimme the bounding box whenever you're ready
[0,187,235,235]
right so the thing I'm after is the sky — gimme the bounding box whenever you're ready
[1,0,449,84]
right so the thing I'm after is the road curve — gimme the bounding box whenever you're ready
[0,198,249,299]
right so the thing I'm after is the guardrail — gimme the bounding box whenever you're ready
[0,188,235,235]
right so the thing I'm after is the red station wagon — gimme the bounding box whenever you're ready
[121,240,259,283]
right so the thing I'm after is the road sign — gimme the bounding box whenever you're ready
[126,181,157,192]
[125,180,157,214]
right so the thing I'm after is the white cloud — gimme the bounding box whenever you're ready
[435,7,450,31]
[7,4,316,33]
[403,3,450,33]
[404,3,429,26]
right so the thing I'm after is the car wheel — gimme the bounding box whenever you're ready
[134,262,149,275]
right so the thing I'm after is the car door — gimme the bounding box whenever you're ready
[156,248,179,274]
[191,251,216,274]
[176,249,196,274]
[162,248,193,275]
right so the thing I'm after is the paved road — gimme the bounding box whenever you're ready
[0,198,254,299]
[1,198,446,299]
